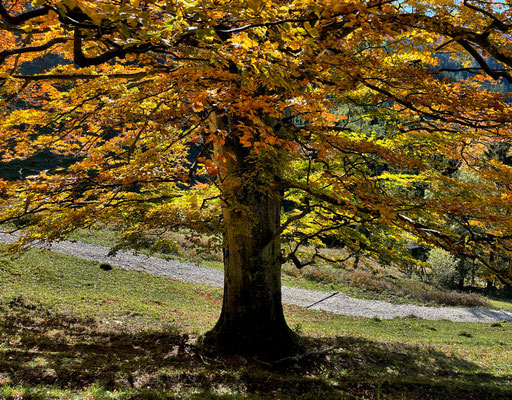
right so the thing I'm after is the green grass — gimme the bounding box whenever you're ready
[1,247,512,399]
[0,245,220,333]
[68,229,120,248]
[489,298,512,312]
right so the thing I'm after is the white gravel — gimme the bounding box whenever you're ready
[1,232,512,323]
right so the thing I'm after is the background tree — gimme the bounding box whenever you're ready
[2,0,512,358]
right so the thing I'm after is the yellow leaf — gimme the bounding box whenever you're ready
[304,21,320,37]
[62,0,76,9]
[331,3,347,14]
[237,32,258,49]
[321,8,331,19]
[246,0,262,12]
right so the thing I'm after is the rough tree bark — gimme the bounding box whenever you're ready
[202,113,300,358]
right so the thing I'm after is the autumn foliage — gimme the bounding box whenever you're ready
[2,0,512,356]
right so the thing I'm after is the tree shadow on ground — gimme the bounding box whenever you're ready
[0,298,511,399]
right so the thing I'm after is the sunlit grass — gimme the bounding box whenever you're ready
[489,298,512,312]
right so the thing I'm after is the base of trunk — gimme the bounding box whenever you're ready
[201,315,302,360]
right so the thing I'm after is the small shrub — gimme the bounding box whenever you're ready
[282,264,300,278]
[418,288,490,308]
[427,248,459,289]
[302,267,338,285]
[349,270,395,294]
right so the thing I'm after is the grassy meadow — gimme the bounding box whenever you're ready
[0,245,511,399]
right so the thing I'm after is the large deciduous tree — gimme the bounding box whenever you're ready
[2,0,512,357]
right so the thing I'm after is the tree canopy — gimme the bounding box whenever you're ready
[2,0,512,356]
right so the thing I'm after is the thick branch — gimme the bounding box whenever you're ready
[12,71,157,81]
[458,39,512,83]
[0,37,70,64]
[215,17,320,35]
[0,1,52,25]
[462,0,511,33]
[73,29,128,67]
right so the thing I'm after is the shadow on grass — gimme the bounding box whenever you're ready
[1,298,511,399]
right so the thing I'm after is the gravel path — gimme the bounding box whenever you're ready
[1,232,512,323]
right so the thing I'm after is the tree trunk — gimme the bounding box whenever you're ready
[202,113,300,359]
[458,275,464,291]
[485,278,496,295]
